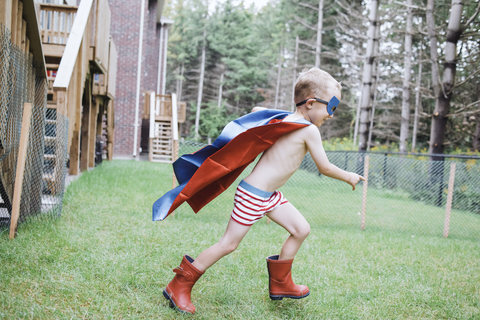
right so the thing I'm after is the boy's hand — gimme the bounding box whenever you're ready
[348,173,365,191]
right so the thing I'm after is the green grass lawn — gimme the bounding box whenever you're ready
[1,160,479,319]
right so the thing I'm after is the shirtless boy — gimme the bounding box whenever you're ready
[163,67,365,314]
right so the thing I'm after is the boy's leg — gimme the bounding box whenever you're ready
[266,202,310,260]
[192,218,251,272]
[265,202,310,300]
[164,219,250,314]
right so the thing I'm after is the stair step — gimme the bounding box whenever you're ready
[44,154,56,160]
[43,173,55,181]
[150,159,172,163]
[45,137,55,146]
[47,101,57,108]
[46,63,59,69]
[152,152,172,156]
[152,156,172,161]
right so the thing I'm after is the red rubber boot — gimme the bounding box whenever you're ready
[163,255,204,314]
[266,255,310,300]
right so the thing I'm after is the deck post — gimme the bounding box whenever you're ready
[0,0,12,31]
[11,0,18,44]
[80,79,91,171]
[106,99,114,160]
[88,96,99,167]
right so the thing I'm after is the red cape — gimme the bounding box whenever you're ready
[152,111,310,221]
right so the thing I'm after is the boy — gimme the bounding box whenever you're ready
[161,68,364,314]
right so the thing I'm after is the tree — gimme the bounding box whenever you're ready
[399,0,413,153]
[194,29,207,139]
[162,0,480,152]
[429,0,480,156]
[474,85,480,151]
[358,0,379,151]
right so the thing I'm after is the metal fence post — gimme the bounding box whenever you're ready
[443,162,456,238]
[382,152,387,187]
[436,158,445,207]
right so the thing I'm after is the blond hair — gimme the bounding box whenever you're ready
[294,68,341,104]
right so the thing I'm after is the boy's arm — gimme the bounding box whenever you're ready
[304,125,365,190]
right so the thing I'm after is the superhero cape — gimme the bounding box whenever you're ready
[152,109,311,221]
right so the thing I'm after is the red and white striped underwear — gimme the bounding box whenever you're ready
[230,180,288,226]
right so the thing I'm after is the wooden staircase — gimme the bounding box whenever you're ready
[144,93,186,163]
[43,64,59,194]
[150,120,173,163]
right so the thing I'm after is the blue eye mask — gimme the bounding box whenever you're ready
[295,96,340,115]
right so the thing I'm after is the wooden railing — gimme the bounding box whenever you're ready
[143,94,187,123]
[38,3,77,45]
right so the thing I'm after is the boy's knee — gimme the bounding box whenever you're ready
[220,241,239,255]
[301,224,311,239]
[293,223,310,240]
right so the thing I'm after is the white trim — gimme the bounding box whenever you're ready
[149,92,156,138]
[133,0,146,157]
[161,26,169,95]
[171,93,178,140]
[156,24,164,94]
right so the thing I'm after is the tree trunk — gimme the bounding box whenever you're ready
[474,113,480,152]
[367,65,380,151]
[358,0,379,151]
[218,69,224,108]
[399,0,413,153]
[353,95,361,148]
[426,0,440,99]
[474,87,480,152]
[412,41,422,152]
[195,30,207,139]
[367,21,381,151]
[275,45,283,109]
[292,36,299,112]
[429,0,463,156]
[315,0,324,68]
[178,62,184,102]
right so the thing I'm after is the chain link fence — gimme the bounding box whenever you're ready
[178,140,480,240]
[0,24,69,232]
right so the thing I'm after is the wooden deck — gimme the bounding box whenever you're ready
[0,0,117,238]
[39,0,117,175]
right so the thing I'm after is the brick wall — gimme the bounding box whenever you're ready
[108,0,166,156]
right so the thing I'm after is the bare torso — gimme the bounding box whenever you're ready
[243,115,312,192]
